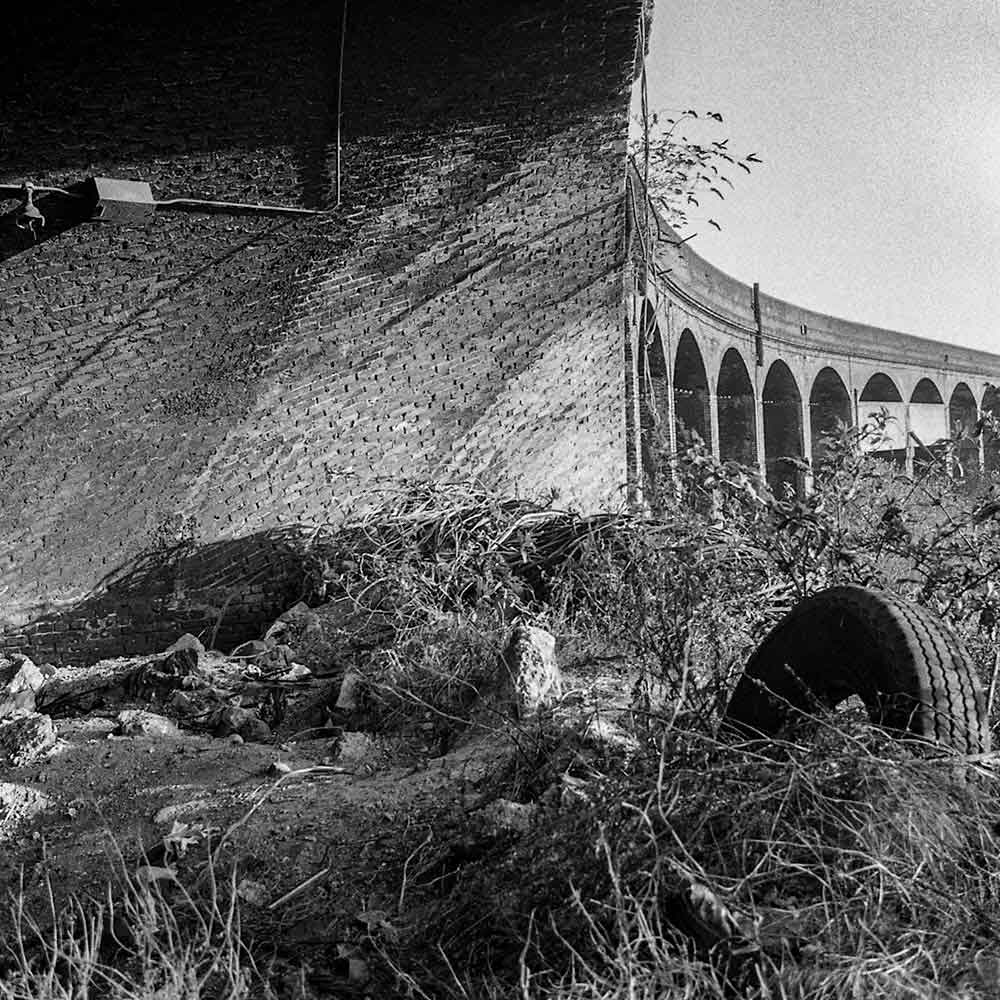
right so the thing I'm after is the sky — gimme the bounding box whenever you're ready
[641,0,1000,353]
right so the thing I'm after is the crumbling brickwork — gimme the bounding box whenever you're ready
[1,0,643,660]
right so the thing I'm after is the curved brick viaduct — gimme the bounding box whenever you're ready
[627,212,1000,497]
[2,0,998,663]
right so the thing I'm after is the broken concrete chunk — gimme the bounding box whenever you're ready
[116,710,181,739]
[214,706,271,743]
[0,782,54,828]
[125,647,202,701]
[166,690,198,715]
[264,602,318,641]
[278,663,312,682]
[513,625,561,711]
[498,625,562,717]
[0,656,46,719]
[159,646,200,676]
[334,671,363,711]
[331,731,376,765]
[0,713,56,766]
[164,633,205,658]
[266,596,391,674]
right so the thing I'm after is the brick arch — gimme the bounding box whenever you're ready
[809,366,851,464]
[857,371,906,461]
[949,382,979,480]
[950,382,977,433]
[910,377,944,404]
[716,347,756,466]
[860,372,903,403]
[909,376,947,472]
[673,329,712,451]
[762,359,804,495]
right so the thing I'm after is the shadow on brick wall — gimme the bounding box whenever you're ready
[4,0,349,212]
[6,527,320,666]
[0,189,95,263]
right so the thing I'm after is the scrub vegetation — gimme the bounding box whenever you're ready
[7,425,1000,999]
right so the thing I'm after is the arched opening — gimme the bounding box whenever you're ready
[983,386,1000,475]
[763,360,804,496]
[859,373,906,466]
[673,330,712,452]
[949,383,979,480]
[860,374,903,402]
[636,303,671,502]
[909,378,947,473]
[911,378,943,404]
[809,367,851,467]
[716,349,756,467]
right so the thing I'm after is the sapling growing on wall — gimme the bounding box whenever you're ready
[628,108,762,238]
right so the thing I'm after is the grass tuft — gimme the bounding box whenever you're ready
[2,859,251,1000]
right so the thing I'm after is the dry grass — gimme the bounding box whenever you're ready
[12,445,1000,998]
[11,715,1000,999]
[395,717,1000,999]
[1,859,251,1000]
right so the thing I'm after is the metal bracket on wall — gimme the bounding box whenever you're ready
[1,176,326,228]
[89,176,327,221]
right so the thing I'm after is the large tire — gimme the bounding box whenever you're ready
[723,585,991,754]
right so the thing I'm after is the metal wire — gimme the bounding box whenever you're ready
[154,197,324,217]
[336,0,348,207]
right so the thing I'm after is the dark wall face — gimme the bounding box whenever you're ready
[673,331,711,450]
[809,367,851,464]
[762,363,804,497]
[717,349,756,467]
[983,388,1000,475]
[1,0,642,661]
[637,311,670,504]
[949,385,979,480]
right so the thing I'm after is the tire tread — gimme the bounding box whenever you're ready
[724,585,990,754]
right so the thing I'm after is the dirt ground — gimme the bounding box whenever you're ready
[0,617,637,994]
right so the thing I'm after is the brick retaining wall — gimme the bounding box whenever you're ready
[0,0,642,661]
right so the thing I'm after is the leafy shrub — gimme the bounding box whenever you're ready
[364,429,1000,998]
